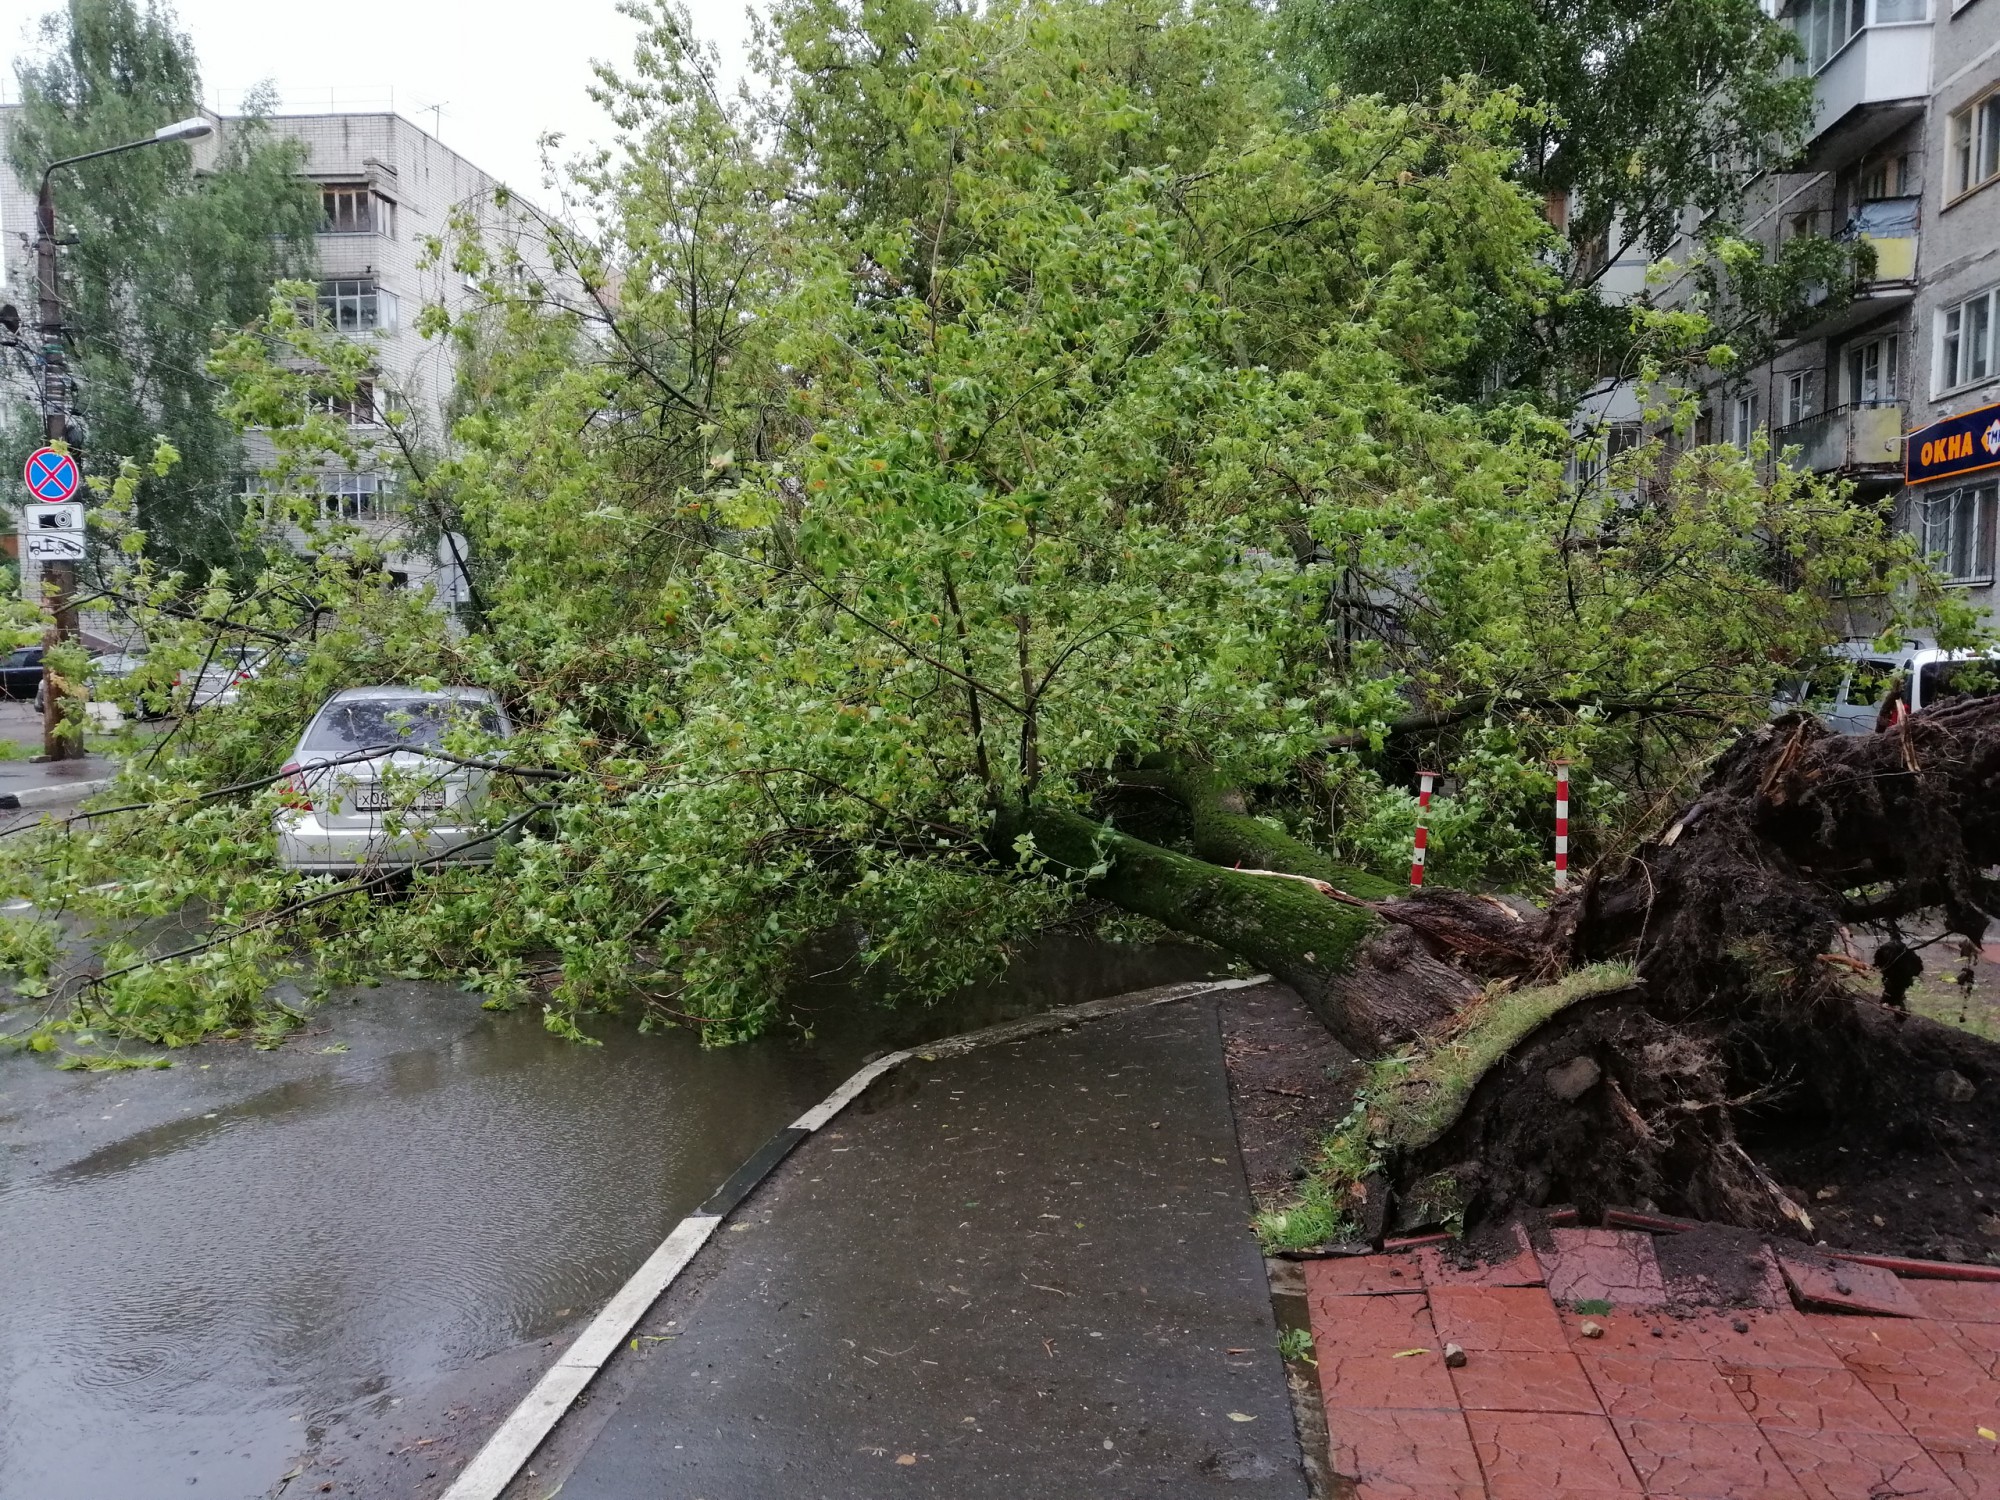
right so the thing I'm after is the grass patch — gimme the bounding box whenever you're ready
[1256,962,1635,1253]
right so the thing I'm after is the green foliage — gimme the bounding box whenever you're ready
[0,0,1973,1053]
[1277,1326,1316,1364]
[1276,0,1817,401]
[0,916,62,997]
[6,0,321,569]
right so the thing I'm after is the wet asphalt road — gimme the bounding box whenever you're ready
[0,939,1216,1500]
[529,992,1307,1500]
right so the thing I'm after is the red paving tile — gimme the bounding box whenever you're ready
[1914,1280,2000,1325]
[1924,1440,2000,1498]
[1611,1416,1807,1498]
[1560,1306,1697,1358]
[1464,1409,1643,1495]
[1429,1285,1571,1353]
[1777,1252,1925,1318]
[1303,1239,2000,1497]
[1306,1252,1425,1300]
[1947,1317,2000,1380]
[1418,1225,1545,1290]
[1580,1354,1754,1423]
[1760,1423,1962,1499]
[1326,1406,1486,1496]
[1683,1309,1847,1369]
[1719,1361,1906,1432]
[1450,1348,1602,1413]
[1318,1295,1458,1409]
[1544,1228,1668,1308]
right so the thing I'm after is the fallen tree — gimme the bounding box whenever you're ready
[13,0,1995,1275]
[1233,698,2000,1248]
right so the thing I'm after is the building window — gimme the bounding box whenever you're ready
[1921,481,1998,583]
[1783,370,1816,426]
[1731,392,1761,449]
[1860,153,1911,200]
[1949,91,2000,202]
[1794,0,1863,73]
[307,380,383,426]
[242,472,395,521]
[1844,334,1899,405]
[322,185,378,235]
[317,279,398,332]
[317,472,393,520]
[1572,421,1641,487]
[1794,0,1929,72]
[1939,287,1996,393]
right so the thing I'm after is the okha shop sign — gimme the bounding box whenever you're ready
[1907,399,2000,486]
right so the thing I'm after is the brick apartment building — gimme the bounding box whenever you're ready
[1,107,542,613]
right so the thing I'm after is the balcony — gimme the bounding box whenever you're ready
[1792,197,1918,340]
[1790,0,1933,170]
[1773,402,1905,476]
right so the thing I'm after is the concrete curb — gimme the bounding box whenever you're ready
[438,970,1274,1500]
[0,776,112,811]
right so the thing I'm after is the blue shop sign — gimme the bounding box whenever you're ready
[1907,399,2000,486]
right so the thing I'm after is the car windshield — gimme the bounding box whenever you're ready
[301,698,502,755]
[1847,659,1900,709]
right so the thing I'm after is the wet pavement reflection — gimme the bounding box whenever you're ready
[0,937,1215,1499]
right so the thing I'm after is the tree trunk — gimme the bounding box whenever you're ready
[1019,806,1481,1055]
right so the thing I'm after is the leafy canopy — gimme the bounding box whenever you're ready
[6,0,322,570]
[0,0,1955,1057]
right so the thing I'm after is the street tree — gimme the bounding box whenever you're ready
[5,0,322,571]
[1273,0,1840,401]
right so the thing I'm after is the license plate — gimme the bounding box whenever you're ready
[352,787,448,812]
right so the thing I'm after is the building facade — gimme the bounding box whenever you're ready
[1570,0,2000,626]
[1,108,538,611]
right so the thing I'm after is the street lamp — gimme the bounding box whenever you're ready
[31,115,214,760]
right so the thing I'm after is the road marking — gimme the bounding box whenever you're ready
[439,971,1273,1500]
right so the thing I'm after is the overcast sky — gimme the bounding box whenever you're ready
[3,0,760,209]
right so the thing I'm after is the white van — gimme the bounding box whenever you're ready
[1781,640,2000,734]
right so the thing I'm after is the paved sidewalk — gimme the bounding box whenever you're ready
[1309,1223,2000,1497]
[0,702,116,810]
[535,992,1308,1499]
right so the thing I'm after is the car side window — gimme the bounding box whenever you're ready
[1843,660,1899,710]
[1920,659,2000,709]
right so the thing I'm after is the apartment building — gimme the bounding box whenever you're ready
[1603,0,2000,620]
[2,108,541,610]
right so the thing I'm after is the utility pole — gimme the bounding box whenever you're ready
[34,172,80,761]
[28,116,213,760]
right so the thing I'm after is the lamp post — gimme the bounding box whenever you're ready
[32,115,213,760]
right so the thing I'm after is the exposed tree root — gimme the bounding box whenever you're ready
[1082,702,2000,1247]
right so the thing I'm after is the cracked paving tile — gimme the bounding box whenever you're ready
[1610,1416,1807,1499]
[1463,1409,1642,1495]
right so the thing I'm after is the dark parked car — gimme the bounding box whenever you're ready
[0,646,45,701]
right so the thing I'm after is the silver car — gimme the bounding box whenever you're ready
[275,687,516,874]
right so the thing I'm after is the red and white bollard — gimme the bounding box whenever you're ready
[1552,760,1571,890]
[1410,770,1437,888]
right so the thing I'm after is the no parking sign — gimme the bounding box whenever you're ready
[23,447,81,504]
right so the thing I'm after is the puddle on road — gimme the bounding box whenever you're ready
[0,936,1215,1500]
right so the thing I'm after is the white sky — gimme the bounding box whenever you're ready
[2,0,761,210]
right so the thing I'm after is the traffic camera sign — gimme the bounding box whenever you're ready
[24,447,81,503]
